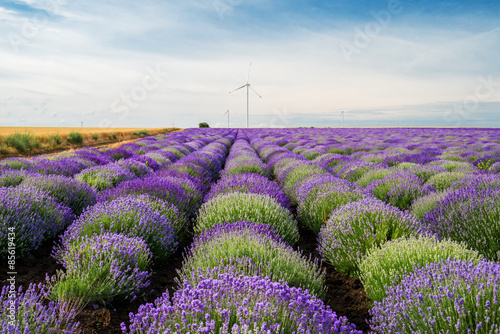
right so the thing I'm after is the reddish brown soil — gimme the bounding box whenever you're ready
[1,225,370,334]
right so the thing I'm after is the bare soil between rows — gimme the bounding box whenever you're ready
[0,222,370,333]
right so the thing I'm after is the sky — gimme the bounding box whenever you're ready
[0,0,499,128]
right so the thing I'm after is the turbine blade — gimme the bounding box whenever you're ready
[247,62,252,84]
[249,85,262,98]
[229,84,247,94]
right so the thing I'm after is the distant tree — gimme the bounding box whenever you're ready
[199,122,210,128]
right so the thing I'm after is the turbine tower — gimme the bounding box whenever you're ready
[229,62,262,128]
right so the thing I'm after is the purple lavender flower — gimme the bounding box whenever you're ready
[296,176,365,234]
[55,195,178,261]
[127,154,162,171]
[29,157,87,177]
[318,198,429,277]
[366,171,431,210]
[115,158,153,177]
[54,232,152,304]
[97,176,195,215]
[179,221,325,297]
[369,259,500,333]
[124,271,362,333]
[423,186,500,261]
[195,192,300,245]
[0,157,33,171]
[0,283,80,333]
[0,185,75,257]
[204,173,292,210]
[22,174,97,216]
[74,163,136,191]
[103,147,135,161]
[0,169,36,187]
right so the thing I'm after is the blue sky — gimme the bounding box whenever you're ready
[0,0,499,128]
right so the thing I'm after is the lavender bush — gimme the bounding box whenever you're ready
[22,175,97,216]
[0,170,35,187]
[115,158,153,177]
[204,173,292,210]
[97,176,193,215]
[0,157,33,171]
[297,177,365,234]
[0,186,74,257]
[369,259,500,333]
[0,283,80,333]
[366,171,431,210]
[51,233,151,306]
[425,171,467,191]
[55,195,177,261]
[74,164,135,191]
[123,272,362,334]
[318,198,428,277]
[179,222,325,297]
[423,187,500,261]
[195,192,299,245]
[359,236,483,303]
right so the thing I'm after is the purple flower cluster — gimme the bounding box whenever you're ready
[318,198,429,276]
[0,283,81,333]
[369,259,500,333]
[179,221,325,296]
[55,232,152,304]
[22,174,97,216]
[74,163,136,191]
[296,175,365,234]
[0,157,33,171]
[204,173,292,210]
[0,185,74,257]
[366,171,431,210]
[124,272,362,333]
[29,157,87,177]
[97,176,193,215]
[115,158,153,177]
[0,169,36,187]
[221,134,271,178]
[56,195,178,261]
[423,186,500,260]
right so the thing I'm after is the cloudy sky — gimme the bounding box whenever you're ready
[0,0,499,128]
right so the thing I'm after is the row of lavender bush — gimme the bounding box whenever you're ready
[1,129,235,333]
[123,130,362,333]
[247,128,500,333]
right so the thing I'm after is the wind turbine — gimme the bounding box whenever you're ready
[340,110,344,127]
[229,62,262,128]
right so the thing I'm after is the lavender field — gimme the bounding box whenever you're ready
[1,127,500,333]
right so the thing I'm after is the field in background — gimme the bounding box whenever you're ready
[0,127,181,157]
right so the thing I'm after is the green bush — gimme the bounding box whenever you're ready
[195,192,299,245]
[356,168,395,188]
[108,133,117,140]
[179,222,325,297]
[48,134,62,147]
[297,184,364,235]
[199,122,210,128]
[50,233,151,307]
[134,129,149,136]
[318,199,426,277]
[92,133,99,141]
[425,171,467,191]
[359,236,482,303]
[4,133,39,153]
[410,191,450,220]
[66,131,83,145]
